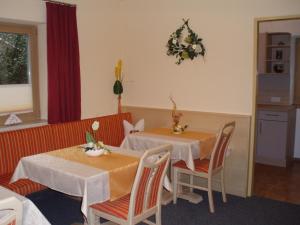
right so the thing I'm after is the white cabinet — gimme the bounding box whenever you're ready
[256,108,295,167]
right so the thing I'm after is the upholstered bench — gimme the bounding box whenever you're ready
[0,113,132,196]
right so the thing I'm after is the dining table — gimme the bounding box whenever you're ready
[120,127,216,203]
[0,185,51,225]
[11,145,143,218]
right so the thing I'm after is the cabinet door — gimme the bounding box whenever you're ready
[256,120,287,167]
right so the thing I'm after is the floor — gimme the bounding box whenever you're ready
[254,162,300,204]
[28,188,300,225]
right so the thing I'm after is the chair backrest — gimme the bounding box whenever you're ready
[0,197,22,225]
[209,121,235,173]
[128,144,171,220]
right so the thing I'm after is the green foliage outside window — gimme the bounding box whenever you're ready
[0,32,29,85]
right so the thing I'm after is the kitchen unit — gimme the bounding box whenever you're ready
[256,32,296,167]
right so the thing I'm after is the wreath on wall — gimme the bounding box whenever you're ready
[166,19,206,65]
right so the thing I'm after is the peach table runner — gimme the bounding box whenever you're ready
[144,128,216,159]
[47,146,139,200]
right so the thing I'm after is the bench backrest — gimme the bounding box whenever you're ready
[0,112,132,176]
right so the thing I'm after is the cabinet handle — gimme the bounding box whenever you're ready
[265,114,279,117]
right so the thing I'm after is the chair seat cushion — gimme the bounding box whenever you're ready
[90,194,130,220]
[0,173,46,196]
[173,159,210,173]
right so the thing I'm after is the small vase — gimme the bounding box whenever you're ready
[118,95,122,114]
[85,148,105,157]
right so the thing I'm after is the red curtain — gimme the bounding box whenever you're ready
[46,2,81,124]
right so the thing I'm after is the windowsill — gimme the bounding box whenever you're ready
[0,120,48,132]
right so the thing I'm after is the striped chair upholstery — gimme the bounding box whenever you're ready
[0,173,46,196]
[172,121,235,213]
[0,113,132,196]
[91,194,130,220]
[173,158,210,173]
[89,144,171,225]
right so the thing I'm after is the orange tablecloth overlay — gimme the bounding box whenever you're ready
[144,128,216,159]
[47,146,139,200]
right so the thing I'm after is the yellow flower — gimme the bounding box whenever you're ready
[114,59,123,80]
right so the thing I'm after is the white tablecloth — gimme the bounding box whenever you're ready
[121,132,201,171]
[11,147,142,217]
[0,186,50,225]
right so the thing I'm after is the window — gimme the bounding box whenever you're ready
[0,22,40,125]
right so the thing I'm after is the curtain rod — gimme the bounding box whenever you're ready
[43,0,76,7]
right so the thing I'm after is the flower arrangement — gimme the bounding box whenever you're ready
[85,121,111,154]
[166,19,205,65]
[169,96,188,134]
[113,60,123,114]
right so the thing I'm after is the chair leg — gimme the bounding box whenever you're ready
[173,168,178,204]
[189,174,194,193]
[207,177,215,213]
[221,169,227,203]
[156,207,162,225]
[87,209,96,225]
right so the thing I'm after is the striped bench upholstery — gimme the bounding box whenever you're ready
[0,173,46,196]
[0,112,132,196]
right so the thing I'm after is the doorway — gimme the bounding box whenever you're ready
[253,17,300,205]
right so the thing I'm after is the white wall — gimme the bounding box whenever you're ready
[76,0,122,118]
[118,0,300,115]
[1,0,300,119]
[0,0,122,120]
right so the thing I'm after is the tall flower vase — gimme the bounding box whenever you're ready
[118,95,122,114]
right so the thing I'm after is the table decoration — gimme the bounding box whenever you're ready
[166,19,205,65]
[113,59,124,114]
[170,96,188,134]
[84,121,111,156]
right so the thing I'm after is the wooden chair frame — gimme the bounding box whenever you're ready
[173,121,235,213]
[88,144,172,225]
[0,196,22,225]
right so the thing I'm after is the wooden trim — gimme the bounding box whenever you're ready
[123,105,251,118]
[255,15,300,23]
[0,22,40,125]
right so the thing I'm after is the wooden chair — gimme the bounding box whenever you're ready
[0,196,23,225]
[88,144,172,225]
[172,121,235,213]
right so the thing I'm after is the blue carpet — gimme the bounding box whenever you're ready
[27,189,300,225]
